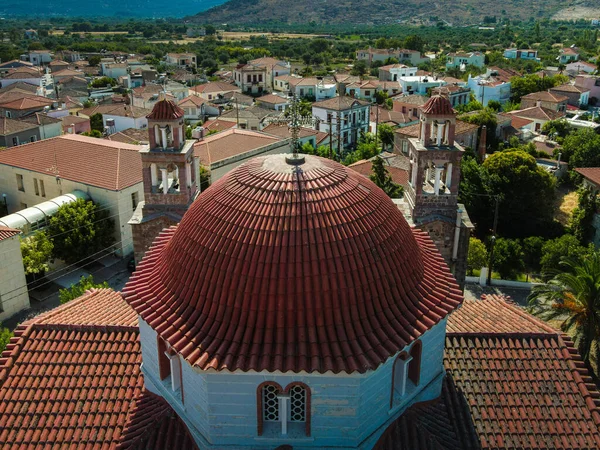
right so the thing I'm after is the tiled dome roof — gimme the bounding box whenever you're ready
[123,154,463,374]
[421,95,455,116]
[146,98,184,121]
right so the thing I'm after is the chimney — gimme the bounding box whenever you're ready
[536,100,542,107]
[478,125,487,162]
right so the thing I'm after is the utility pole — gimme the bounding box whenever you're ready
[374,103,379,148]
[486,196,500,286]
[328,115,333,160]
[235,97,239,128]
[337,112,342,160]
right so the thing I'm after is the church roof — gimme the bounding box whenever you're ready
[375,295,600,450]
[146,99,184,121]
[421,95,455,116]
[122,154,463,374]
[0,289,199,450]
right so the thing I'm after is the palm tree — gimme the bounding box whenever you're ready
[528,252,600,371]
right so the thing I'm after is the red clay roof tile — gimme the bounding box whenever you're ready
[0,226,20,241]
[146,99,184,121]
[122,154,463,374]
[421,95,455,116]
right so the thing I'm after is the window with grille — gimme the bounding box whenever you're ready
[262,384,280,422]
[289,385,306,422]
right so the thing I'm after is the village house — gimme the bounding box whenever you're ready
[356,47,429,66]
[503,48,540,61]
[445,51,485,69]
[179,95,207,121]
[506,106,565,132]
[312,96,370,151]
[233,57,291,94]
[575,75,600,104]
[392,94,428,120]
[0,60,34,76]
[20,50,53,66]
[20,113,63,140]
[378,64,418,81]
[349,151,410,188]
[521,91,568,112]
[549,83,591,107]
[398,75,445,95]
[262,123,321,148]
[566,61,597,75]
[255,93,290,111]
[369,106,418,134]
[0,117,40,147]
[165,53,197,69]
[0,134,144,256]
[0,227,29,321]
[291,77,337,101]
[467,72,511,105]
[200,118,237,135]
[346,80,400,102]
[193,128,290,182]
[0,67,45,89]
[48,60,70,72]
[431,85,471,108]
[0,94,55,119]
[218,105,275,131]
[557,46,580,65]
[61,114,91,134]
[188,81,240,101]
[77,104,151,133]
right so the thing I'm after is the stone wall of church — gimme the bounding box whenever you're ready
[131,214,178,264]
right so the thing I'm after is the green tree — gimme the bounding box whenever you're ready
[90,113,104,133]
[20,231,53,276]
[82,129,103,138]
[47,199,115,264]
[561,128,600,168]
[467,237,488,274]
[377,124,395,151]
[571,187,600,244]
[199,165,211,191]
[351,60,367,76]
[529,252,600,371]
[59,274,109,304]
[88,55,101,66]
[540,234,593,275]
[459,108,497,150]
[484,151,556,238]
[522,236,545,274]
[493,238,525,279]
[0,326,12,354]
[487,100,501,111]
[370,156,403,199]
[542,119,573,140]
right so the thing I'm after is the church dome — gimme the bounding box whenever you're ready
[123,154,463,374]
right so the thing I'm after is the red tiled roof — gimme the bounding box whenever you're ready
[0,289,199,450]
[522,90,568,103]
[146,99,184,121]
[511,116,534,129]
[0,134,143,191]
[122,154,463,374]
[0,95,53,111]
[576,167,600,187]
[349,157,409,188]
[179,95,207,107]
[376,295,600,449]
[201,118,236,133]
[421,95,454,116]
[0,226,21,241]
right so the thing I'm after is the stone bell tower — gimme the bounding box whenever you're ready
[129,94,198,264]
[404,95,473,287]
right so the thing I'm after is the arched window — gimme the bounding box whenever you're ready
[408,340,422,385]
[257,382,311,437]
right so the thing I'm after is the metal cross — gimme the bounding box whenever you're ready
[263,93,320,159]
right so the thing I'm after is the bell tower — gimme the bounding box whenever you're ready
[130,94,198,264]
[404,95,472,287]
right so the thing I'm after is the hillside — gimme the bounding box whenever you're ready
[191,0,597,27]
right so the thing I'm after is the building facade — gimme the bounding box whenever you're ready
[312,97,370,152]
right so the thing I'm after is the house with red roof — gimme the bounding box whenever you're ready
[0,134,144,256]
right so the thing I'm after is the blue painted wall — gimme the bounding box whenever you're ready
[138,316,448,449]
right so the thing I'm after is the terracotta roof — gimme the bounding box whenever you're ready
[576,167,600,186]
[522,90,568,103]
[0,134,143,191]
[0,117,38,135]
[20,113,62,126]
[0,289,198,450]
[511,116,534,129]
[201,118,236,133]
[189,82,239,94]
[454,120,479,135]
[0,82,38,94]
[219,105,274,121]
[508,106,564,121]
[312,96,370,110]
[396,120,475,138]
[79,104,151,119]
[370,106,413,125]
[146,99,184,121]
[551,83,590,94]
[349,155,409,188]
[395,123,420,138]
[179,95,207,107]
[248,57,288,68]
[256,93,289,104]
[122,154,463,374]
[421,95,454,115]
[2,68,42,79]
[261,123,317,139]
[0,95,54,111]
[393,94,428,106]
[0,226,21,241]
[376,295,600,449]
[193,128,284,166]
[61,114,90,126]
